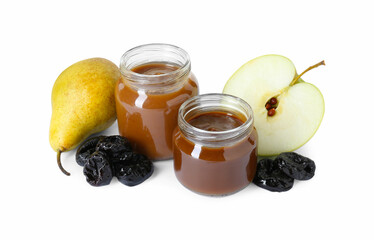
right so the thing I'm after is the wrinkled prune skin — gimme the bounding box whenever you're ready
[83,151,113,187]
[77,135,153,187]
[114,152,154,187]
[253,158,294,192]
[76,136,105,166]
[96,135,132,158]
[112,152,146,165]
[275,152,316,180]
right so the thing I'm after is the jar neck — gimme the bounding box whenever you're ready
[120,43,191,93]
[178,93,254,147]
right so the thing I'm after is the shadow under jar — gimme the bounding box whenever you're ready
[173,94,258,196]
[115,43,199,160]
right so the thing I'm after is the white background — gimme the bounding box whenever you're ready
[1,0,373,239]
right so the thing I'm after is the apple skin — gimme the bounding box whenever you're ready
[223,55,324,156]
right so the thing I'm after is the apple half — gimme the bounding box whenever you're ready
[223,55,324,156]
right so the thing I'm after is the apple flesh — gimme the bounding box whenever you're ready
[223,55,324,156]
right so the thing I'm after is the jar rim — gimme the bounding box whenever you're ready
[120,43,191,86]
[178,93,254,144]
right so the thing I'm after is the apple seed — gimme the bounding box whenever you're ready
[265,103,272,110]
[270,97,277,105]
[268,108,276,116]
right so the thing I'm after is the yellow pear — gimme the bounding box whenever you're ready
[49,58,120,175]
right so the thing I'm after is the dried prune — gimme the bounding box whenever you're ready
[114,152,154,187]
[76,136,105,166]
[274,152,316,180]
[83,151,113,187]
[77,135,154,187]
[96,135,132,158]
[253,158,294,192]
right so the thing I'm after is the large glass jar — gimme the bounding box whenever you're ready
[115,43,199,160]
[173,93,258,195]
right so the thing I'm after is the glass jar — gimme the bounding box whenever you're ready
[173,93,258,196]
[115,43,199,160]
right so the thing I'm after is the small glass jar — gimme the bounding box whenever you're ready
[115,43,199,160]
[173,93,258,196]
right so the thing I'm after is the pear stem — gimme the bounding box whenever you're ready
[290,60,325,86]
[57,149,70,176]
